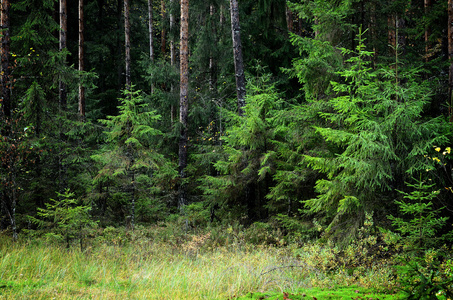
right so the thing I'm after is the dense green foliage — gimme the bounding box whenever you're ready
[1,0,453,297]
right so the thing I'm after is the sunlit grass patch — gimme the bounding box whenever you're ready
[0,229,400,299]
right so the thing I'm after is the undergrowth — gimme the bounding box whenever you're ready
[0,222,402,300]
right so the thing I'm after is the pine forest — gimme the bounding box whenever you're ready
[1,0,453,298]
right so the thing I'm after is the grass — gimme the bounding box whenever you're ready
[0,227,402,299]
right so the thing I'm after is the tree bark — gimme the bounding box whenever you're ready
[170,0,175,66]
[370,1,377,67]
[79,0,85,119]
[59,0,67,109]
[148,0,154,94]
[229,0,246,116]
[425,0,431,61]
[286,5,293,33]
[124,0,131,89]
[149,0,154,62]
[448,0,453,120]
[179,0,189,209]
[170,0,176,123]
[209,4,217,91]
[161,0,166,56]
[1,0,10,125]
[0,0,15,241]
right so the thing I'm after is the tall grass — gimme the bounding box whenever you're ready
[1,239,303,299]
[0,227,397,299]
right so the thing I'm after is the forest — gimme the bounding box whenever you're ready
[1,0,453,298]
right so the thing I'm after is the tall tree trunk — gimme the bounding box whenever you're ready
[161,0,166,56]
[59,0,67,109]
[370,1,377,67]
[148,0,154,94]
[149,0,154,62]
[388,14,396,56]
[425,0,432,61]
[229,0,246,116]
[124,0,131,89]
[448,0,453,120]
[170,0,176,123]
[179,0,189,210]
[1,0,10,126]
[0,0,15,241]
[286,5,293,33]
[209,4,217,91]
[79,0,85,119]
[117,0,122,91]
[170,0,175,66]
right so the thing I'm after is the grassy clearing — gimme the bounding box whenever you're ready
[0,228,400,299]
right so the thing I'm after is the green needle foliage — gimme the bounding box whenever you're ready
[301,30,449,239]
[384,179,453,300]
[387,179,450,253]
[91,87,176,226]
[201,70,283,221]
[28,189,97,249]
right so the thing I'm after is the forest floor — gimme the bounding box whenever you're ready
[0,226,407,299]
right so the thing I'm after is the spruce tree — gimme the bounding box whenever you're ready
[92,88,176,227]
[301,30,449,238]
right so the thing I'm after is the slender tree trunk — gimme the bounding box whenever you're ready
[179,0,189,210]
[1,0,10,126]
[286,5,293,33]
[59,0,67,109]
[425,0,432,61]
[117,0,122,91]
[370,1,377,67]
[388,14,396,56]
[448,0,453,120]
[229,0,246,115]
[209,5,217,91]
[79,0,85,119]
[170,0,176,123]
[148,0,154,94]
[396,15,406,55]
[170,0,175,66]
[124,0,131,89]
[161,0,166,56]
[149,0,154,62]
[0,0,14,240]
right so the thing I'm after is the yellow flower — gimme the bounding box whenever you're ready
[435,147,441,152]
[446,147,451,154]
